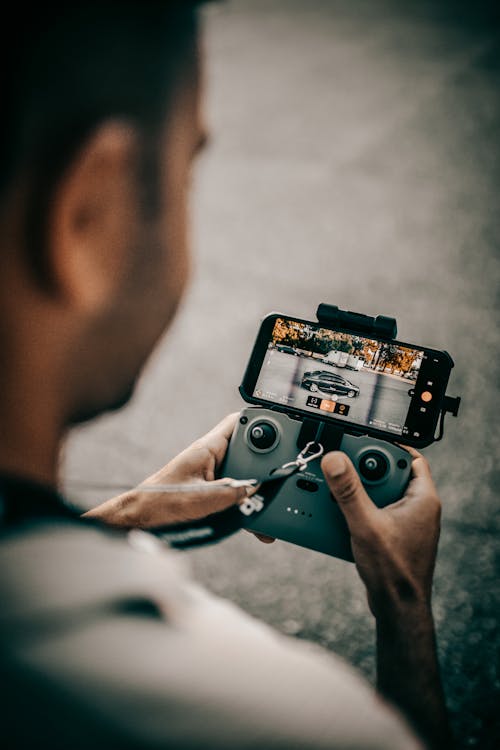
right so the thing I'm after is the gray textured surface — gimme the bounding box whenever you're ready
[63,1,500,747]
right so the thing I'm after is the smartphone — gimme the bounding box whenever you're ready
[240,313,454,448]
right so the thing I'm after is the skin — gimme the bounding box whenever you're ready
[0,32,451,750]
[84,412,253,527]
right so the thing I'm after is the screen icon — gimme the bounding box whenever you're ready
[336,403,350,416]
[306,395,322,409]
[319,399,336,413]
[318,399,350,416]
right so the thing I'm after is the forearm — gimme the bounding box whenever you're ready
[376,601,453,750]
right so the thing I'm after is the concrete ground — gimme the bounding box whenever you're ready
[64,1,500,747]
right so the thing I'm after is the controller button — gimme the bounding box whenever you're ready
[397,458,408,470]
[248,421,277,450]
[358,451,389,482]
[296,478,319,493]
[240,416,248,425]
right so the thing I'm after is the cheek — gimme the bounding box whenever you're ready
[159,158,192,301]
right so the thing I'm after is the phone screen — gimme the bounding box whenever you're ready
[241,315,453,446]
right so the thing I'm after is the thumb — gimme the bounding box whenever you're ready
[321,452,376,531]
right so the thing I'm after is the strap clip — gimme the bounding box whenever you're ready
[282,441,324,471]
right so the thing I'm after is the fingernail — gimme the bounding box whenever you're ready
[325,453,346,478]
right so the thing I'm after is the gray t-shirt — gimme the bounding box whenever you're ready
[0,518,422,749]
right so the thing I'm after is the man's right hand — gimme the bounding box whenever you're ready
[322,448,452,749]
[321,447,441,619]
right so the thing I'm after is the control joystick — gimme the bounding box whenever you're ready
[358,451,389,482]
[221,407,412,561]
[248,421,279,451]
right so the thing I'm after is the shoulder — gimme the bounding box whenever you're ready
[0,518,190,630]
[0,519,420,749]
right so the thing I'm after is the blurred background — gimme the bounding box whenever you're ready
[63,1,500,747]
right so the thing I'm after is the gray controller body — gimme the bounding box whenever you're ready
[221,407,412,561]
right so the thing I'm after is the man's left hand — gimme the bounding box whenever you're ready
[83,413,254,529]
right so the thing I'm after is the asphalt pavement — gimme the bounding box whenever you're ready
[63,2,500,747]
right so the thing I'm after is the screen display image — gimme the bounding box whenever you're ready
[252,318,426,437]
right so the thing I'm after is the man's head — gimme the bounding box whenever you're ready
[0,2,207,428]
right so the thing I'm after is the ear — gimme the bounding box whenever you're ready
[48,121,140,313]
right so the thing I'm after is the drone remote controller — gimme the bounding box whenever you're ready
[221,407,412,561]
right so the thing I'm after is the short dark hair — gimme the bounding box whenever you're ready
[0,2,204,282]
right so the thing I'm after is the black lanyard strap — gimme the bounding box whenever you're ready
[151,442,324,550]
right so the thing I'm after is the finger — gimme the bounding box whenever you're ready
[391,443,428,485]
[321,451,377,530]
[140,481,255,528]
[397,444,434,482]
[205,412,240,442]
[179,482,251,521]
[410,459,433,485]
[395,447,440,516]
[189,475,264,516]
[193,413,240,468]
[253,533,276,544]
[244,530,276,544]
[213,477,261,496]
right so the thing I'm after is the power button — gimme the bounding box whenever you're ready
[421,391,433,403]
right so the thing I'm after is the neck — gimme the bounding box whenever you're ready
[0,245,69,488]
[0,363,64,488]
[0,416,61,488]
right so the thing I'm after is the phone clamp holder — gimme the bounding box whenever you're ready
[435,394,461,440]
[443,395,461,416]
[316,303,397,340]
